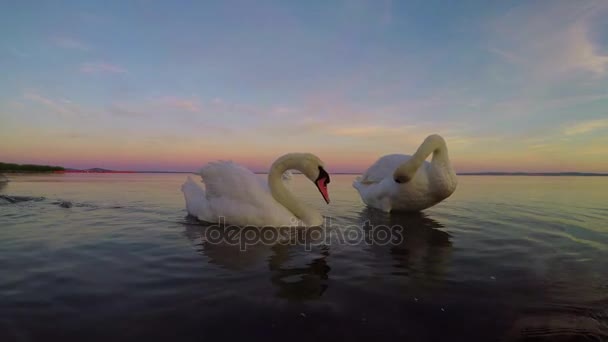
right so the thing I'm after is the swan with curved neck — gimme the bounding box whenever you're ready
[353,134,457,212]
[182,153,330,227]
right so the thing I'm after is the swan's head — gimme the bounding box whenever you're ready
[273,153,331,204]
[313,165,331,204]
[299,154,331,204]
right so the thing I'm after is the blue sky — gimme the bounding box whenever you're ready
[1,0,608,172]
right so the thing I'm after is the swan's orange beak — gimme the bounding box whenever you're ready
[315,166,331,204]
[316,178,330,204]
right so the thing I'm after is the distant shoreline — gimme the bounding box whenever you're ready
[3,171,607,176]
[116,171,608,176]
[0,162,64,173]
[2,165,607,177]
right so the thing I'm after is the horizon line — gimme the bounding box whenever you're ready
[2,163,607,176]
[62,167,608,175]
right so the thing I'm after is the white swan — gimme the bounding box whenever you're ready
[181,153,331,227]
[353,134,457,212]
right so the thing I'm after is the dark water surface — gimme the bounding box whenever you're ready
[1,174,607,341]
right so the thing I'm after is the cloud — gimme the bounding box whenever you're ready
[63,132,87,139]
[328,124,416,138]
[339,0,394,27]
[489,1,608,78]
[159,96,202,113]
[552,22,608,76]
[258,110,478,150]
[8,46,30,58]
[106,103,145,117]
[23,91,86,118]
[563,118,608,136]
[107,96,206,118]
[324,123,480,149]
[487,47,524,65]
[51,36,91,51]
[80,62,127,74]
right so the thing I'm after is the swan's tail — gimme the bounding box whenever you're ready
[352,176,363,190]
[181,176,208,218]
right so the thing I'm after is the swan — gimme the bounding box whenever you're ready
[181,153,331,227]
[353,134,457,212]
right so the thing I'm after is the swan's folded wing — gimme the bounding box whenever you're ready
[357,154,411,184]
[199,161,268,201]
[196,161,295,226]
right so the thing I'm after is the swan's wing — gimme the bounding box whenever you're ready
[182,176,210,218]
[193,161,295,226]
[199,161,267,201]
[357,154,412,184]
[352,154,411,212]
[182,173,267,224]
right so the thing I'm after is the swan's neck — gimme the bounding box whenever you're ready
[268,156,321,226]
[394,134,453,182]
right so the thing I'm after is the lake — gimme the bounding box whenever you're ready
[1,173,607,341]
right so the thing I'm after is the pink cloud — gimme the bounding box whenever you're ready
[23,91,78,117]
[159,96,202,113]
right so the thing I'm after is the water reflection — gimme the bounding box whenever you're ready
[182,220,272,270]
[182,218,331,300]
[267,244,330,299]
[358,208,452,280]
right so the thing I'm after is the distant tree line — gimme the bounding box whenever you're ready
[0,162,65,172]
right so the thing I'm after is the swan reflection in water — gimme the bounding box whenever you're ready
[356,208,453,281]
[267,244,330,299]
[181,209,452,299]
[182,217,330,300]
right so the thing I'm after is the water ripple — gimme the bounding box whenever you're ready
[1,174,607,341]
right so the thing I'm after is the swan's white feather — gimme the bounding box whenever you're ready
[199,161,266,200]
[182,176,209,219]
[357,154,414,184]
[182,161,300,227]
[353,135,457,212]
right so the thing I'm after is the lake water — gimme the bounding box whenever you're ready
[1,173,607,341]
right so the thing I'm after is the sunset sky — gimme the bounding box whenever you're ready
[1,1,608,173]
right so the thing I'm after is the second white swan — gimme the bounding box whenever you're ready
[182,153,331,227]
[353,134,457,212]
